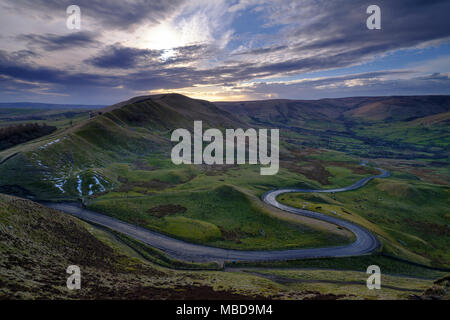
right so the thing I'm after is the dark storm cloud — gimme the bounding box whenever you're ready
[166,0,450,87]
[0,75,42,92]
[86,45,160,69]
[5,0,184,30]
[0,49,39,62]
[0,50,118,87]
[0,44,447,100]
[17,32,99,51]
[0,49,203,91]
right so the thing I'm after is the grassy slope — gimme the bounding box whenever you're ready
[89,184,351,250]
[0,94,243,200]
[2,194,447,300]
[278,175,450,268]
[0,94,448,269]
[0,95,358,250]
[0,194,276,299]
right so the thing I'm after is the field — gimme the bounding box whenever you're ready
[277,171,450,267]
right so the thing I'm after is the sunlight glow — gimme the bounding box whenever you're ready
[139,12,212,62]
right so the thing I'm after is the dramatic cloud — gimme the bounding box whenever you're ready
[4,0,184,30]
[0,0,449,103]
[86,44,209,69]
[234,71,450,100]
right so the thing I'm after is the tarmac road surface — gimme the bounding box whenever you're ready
[44,168,390,262]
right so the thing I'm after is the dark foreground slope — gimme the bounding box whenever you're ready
[1,193,448,300]
[0,194,265,299]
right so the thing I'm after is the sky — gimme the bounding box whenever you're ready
[0,0,449,104]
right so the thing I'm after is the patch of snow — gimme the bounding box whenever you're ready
[54,177,66,193]
[92,175,106,192]
[35,159,48,169]
[77,175,83,195]
[40,139,60,150]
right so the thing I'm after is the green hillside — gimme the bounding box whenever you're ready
[1,193,447,300]
[0,94,448,268]
[0,94,243,200]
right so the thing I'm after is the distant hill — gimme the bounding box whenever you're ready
[411,111,450,125]
[215,96,450,123]
[0,102,105,110]
[0,94,448,199]
[342,96,450,121]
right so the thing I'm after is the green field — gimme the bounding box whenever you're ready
[2,193,447,300]
[88,179,351,250]
[278,174,450,268]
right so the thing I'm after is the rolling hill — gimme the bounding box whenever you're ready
[216,95,450,160]
[0,94,449,200]
[215,95,450,124]
[3,193,445,300]
[0,94,245,200]
[0,94,449,298]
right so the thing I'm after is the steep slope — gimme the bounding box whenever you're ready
[216,95,450,159]
[215,99,352,128]
[0,94,244,200]
[0,193,268,299]
[104,93,243,129]
[411,111,450,125]
[343,96,450,121]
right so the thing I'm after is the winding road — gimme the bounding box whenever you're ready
[43,168,390,262]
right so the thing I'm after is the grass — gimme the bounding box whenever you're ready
[109,231,222,270]
[229,254,447,279]
[237,268,437,300]
[0,193,278,299]
[325,165,371,187]
[7,192,439,300]
[278,174,450,268]
[88,185,351,250]
[0,93,448,279]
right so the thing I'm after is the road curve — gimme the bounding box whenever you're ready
[43,168,389,262]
